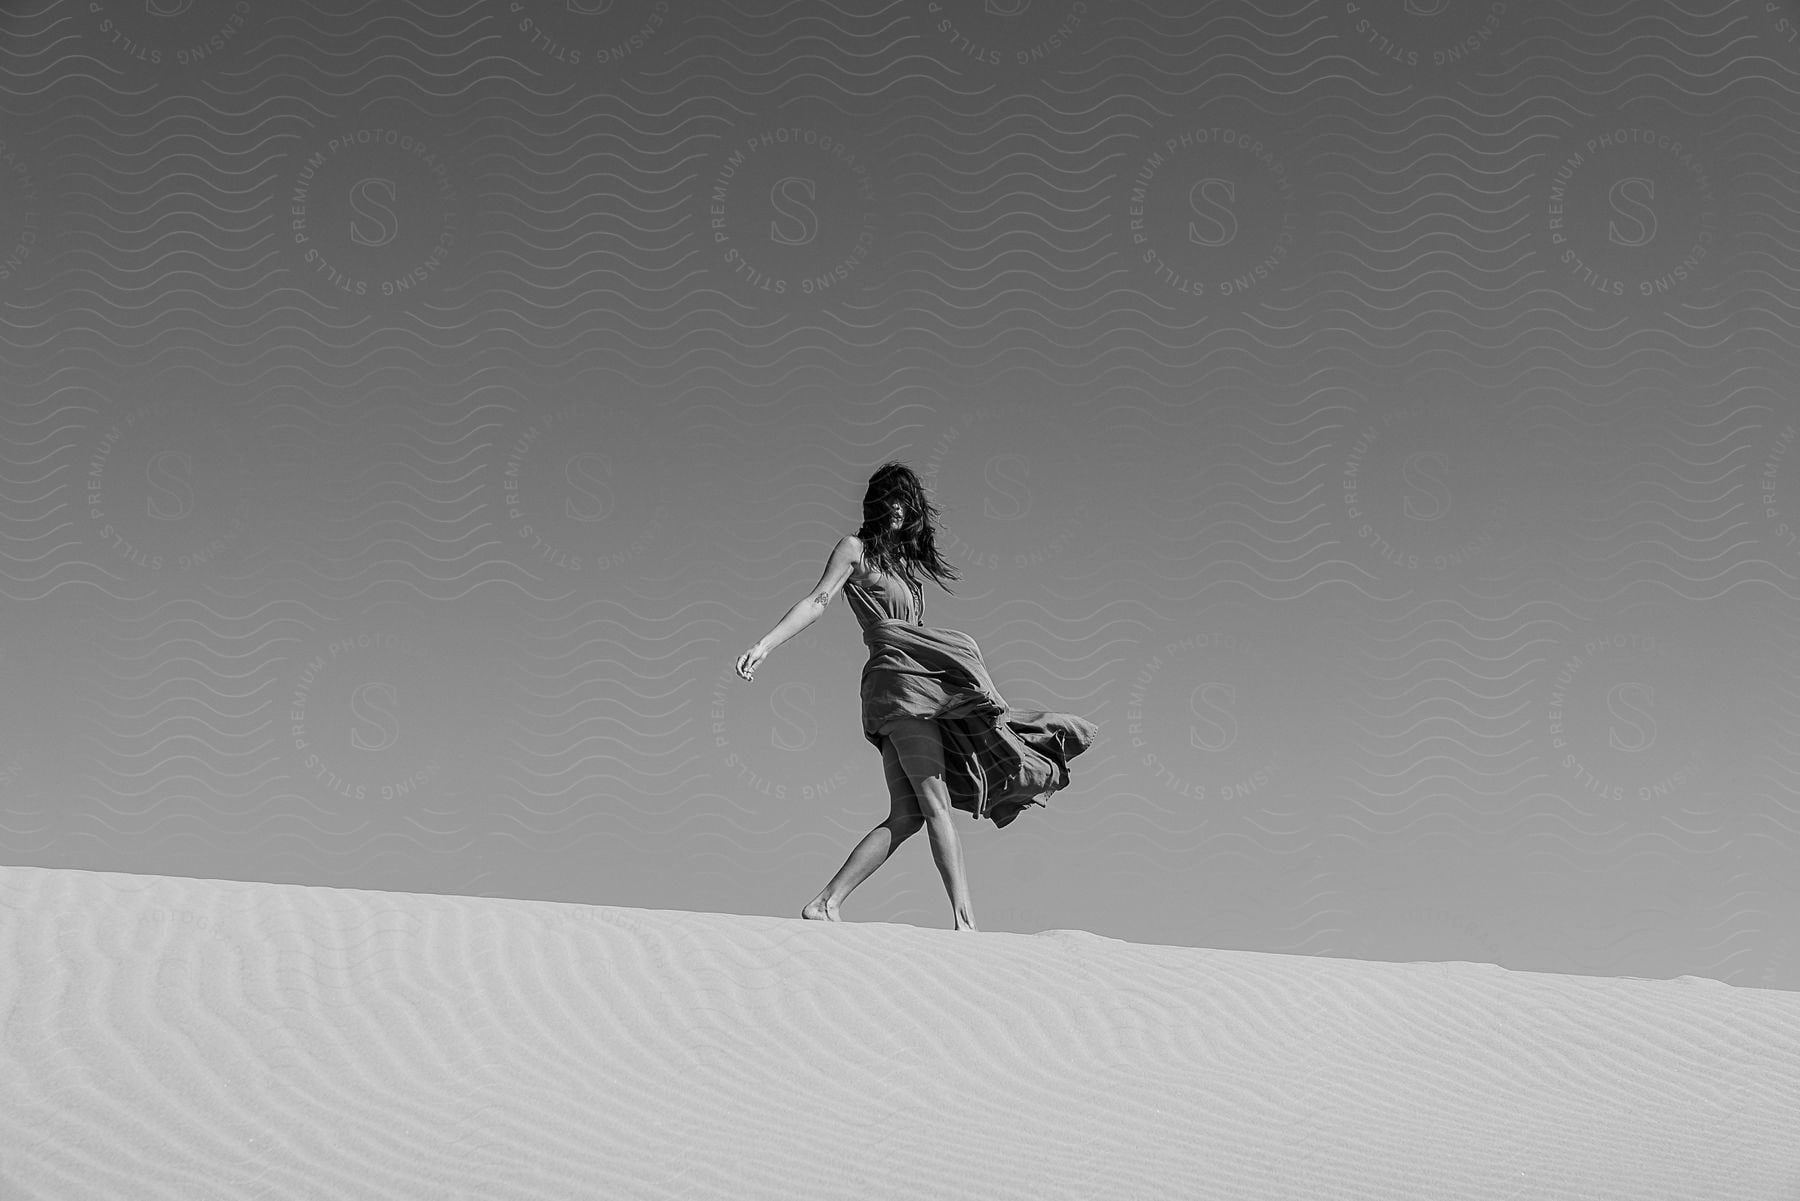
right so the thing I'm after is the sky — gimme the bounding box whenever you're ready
[1,0,1797,988]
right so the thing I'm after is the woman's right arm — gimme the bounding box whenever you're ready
[737,535,861,680]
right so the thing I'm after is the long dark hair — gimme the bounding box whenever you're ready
[853,460,960,622]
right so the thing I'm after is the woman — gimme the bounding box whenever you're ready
[735,461,1099,931]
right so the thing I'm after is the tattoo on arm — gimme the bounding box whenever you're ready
[813,590,831,608]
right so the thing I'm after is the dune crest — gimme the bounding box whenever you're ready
[2,865,1797,1200]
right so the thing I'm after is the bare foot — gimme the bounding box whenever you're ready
[801,898,840,921]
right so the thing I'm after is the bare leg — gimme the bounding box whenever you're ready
[803,732,924,921]
[886,717,977,931]
[802,817,922,921]
[920,811,976,931]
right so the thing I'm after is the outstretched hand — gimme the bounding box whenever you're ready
[736,644,767,682]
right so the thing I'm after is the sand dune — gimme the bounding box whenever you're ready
[1,866,1797,1200]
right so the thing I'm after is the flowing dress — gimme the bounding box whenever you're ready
[843,565,1099,828]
